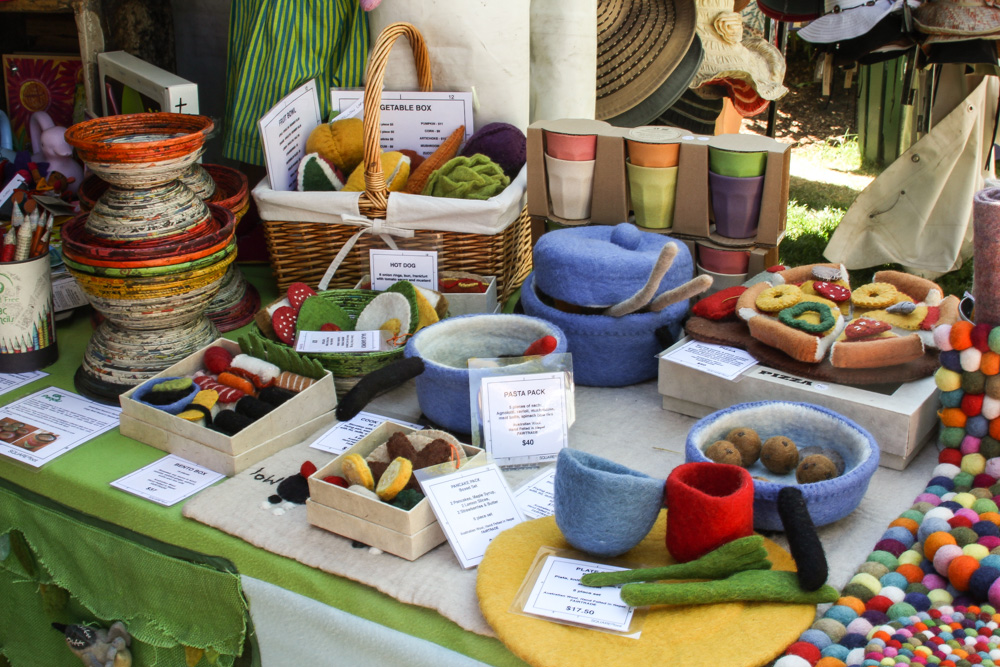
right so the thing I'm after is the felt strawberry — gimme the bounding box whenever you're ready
[323,475,349,488]
[272,306,298,345]
[300,461,317,478]
[813,281,851,303]
[320,323,342,332]
[523,335,557,356]
[287,282,317,312]
[845,318,891,340]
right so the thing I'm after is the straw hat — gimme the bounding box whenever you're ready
[596,0,698,123]
[914,0,1000,37]
[798,0,909,44]
[690,0,789,101]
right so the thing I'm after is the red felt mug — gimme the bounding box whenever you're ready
[665,462,754,563]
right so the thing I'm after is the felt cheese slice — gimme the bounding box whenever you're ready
[738,282,845,364]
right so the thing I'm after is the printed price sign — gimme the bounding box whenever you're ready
[521,556,636,633]
[258,80,322,192]
[294,330,388,353]
[479,372,570,467]
[369,249,438,291]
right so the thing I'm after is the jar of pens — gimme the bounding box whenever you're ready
[0,203,58,372]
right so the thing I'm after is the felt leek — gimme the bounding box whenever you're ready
[620,570,839,607]
[579,535,770,587]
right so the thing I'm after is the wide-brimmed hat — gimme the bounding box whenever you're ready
[596,0,698,122]
[656,88,726,135]
[798,0,906,43]
[605,36,705,127]
[690,0,788,101]
[757,0,823,22]
[813,11,913,63]
[914,0,1000,37]
[699,77,771,116]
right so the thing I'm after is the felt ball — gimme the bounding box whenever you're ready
[985,439,1000,460]
[943,350,966,372]
[965,544,991,561]
[844,583,878,602]
[815,618,849,642]
[815,658,847,667]
[979,500,1000,514]
[944,390,968,408]
[872,551,902,570]
[929,532,962,560]
[988,376,1000,400]
[822,645,851,662]
[892,603,921,620]
[886,527,918,548]
[853,572,886,596]
[954,322,976,351]
[906,592,933,612]
[982,537,1000,552]
[940,369,966,392]
[918,493,946,507]
[964,348,986,373]
[925,519,960,543]
[930,588,956,606]
[967,396,989,418]
[932,477,959,492]
[968,372,989,396]
[977,475,999,489]
[943,409,970,429]
[725,427,762,467]
[973,324,993,353]
[984,353,1000,377]
[802,628,834,650]
[989,578,1000,608]
[956,493,980,509]
[986,399,1000,421]
[965,437,985,455]
[203,346,233,374]
[981,512,1000,527]
[860,562,892,580]
[946,430,972,449]
[885,572,911,590]
[900,564,929,583]
[775,654,814,667]
[949,556,981,591]
[937,544,967,576]
[956,473,977,490]
[893,517,922,536]
[827,605,860,624]
[901,550,926,567]
[938,325,957,351]
[862,610,890,625]
[990,328,1000,355]
[762,435,800,474]
[848,618,876,636]
[705,440,744,465]
[971,418,992,440]
[877,540,909,558]
[881,585,907,604]
[869,595,896,615]
[978,523,1000,539]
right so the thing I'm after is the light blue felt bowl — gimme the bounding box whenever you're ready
[554,448,665,557]
[685,401,880,531]
[130,377,200,415]
[520,272,687,386]
[403,314,567,434]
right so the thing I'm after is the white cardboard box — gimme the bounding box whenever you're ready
[658,337,939,470]
[307,421,485,560]
[119,338,337,474]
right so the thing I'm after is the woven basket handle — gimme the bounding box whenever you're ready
[358,22,433,219]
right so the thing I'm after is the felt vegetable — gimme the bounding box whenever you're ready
[287,282,317,312]
[404,124,465,194]
[271,306,298,345]
[421,154,510,200]
[459,122,527,179]
[777,486,829,591]
[305,117,364,174]
[523,335,558,357]
[335,357,426,422]
[580,536,771,587]
[342,151,410,192]
[619,570,839,607]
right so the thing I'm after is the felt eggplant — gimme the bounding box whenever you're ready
[777,486,829,591]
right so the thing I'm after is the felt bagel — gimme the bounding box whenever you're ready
[851,282,899,309]
[873,269,945,306]
[755,284,802,313]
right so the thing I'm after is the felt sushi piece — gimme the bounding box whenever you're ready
[230,354,281,385]
[193,373,246,403]
[274,371,316,393]
[203,346,233,375]
[177,390,219,423]
[211,410,253,435]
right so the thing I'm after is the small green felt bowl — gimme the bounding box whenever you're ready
[708,147,768,178]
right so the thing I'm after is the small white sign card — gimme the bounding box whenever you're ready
[310,411,422,456]
[661,340,758,381]
[331,90,474,157]
[111,454,223,506]
[0,174,26,208]
[522,555,637,633]
[258,79,322,192]
[514,465,556,519]
[479,372,570,468]
[0,371,46,397]
[369,249,438,291]
[294,330,390,354]
[0,387,120,467]
[415,462,524,569]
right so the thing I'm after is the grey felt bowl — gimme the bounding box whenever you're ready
[554,448,665,557]
[403,314,567,434]
[685,401,880,531]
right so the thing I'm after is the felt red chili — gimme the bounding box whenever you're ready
[522,335,557,356]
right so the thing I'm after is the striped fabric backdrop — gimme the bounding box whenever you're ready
[223,0,370,165]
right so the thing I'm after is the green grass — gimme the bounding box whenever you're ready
[779,138,973,297]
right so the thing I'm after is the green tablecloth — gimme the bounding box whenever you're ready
[0,266,521,667]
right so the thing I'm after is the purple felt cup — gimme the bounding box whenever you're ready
[709,171,765,240]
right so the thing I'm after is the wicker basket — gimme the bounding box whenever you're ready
[258,22,533,303]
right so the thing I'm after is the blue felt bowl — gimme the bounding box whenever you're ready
[403,314,567,434]
[520,272,687,387]
[130,376,200,415]
[554,448,665,557]
[685,401,880,531]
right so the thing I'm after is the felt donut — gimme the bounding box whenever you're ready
[756,284,803,313]
[873,269,944,306]
[778,302,836,335]
[738,282,845,364]
[852,283,899,309]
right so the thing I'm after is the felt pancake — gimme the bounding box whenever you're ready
[477,511,813,667]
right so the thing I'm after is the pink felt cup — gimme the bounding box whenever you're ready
[544,131,598,161]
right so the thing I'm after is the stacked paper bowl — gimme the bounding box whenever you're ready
[63,113,236,400]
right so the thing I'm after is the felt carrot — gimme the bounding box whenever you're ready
[522,335,557,357]
[404,125,465,194]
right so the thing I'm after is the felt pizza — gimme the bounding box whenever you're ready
[738,280,845,363]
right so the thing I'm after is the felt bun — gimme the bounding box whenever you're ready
[342,151,410,192]
[305,118,364,174]
[459,122,527,179]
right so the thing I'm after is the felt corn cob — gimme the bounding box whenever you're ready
[403,124,465,194]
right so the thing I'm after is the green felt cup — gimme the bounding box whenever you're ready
[708,147,768,178]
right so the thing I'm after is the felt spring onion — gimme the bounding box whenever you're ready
[619,570,839,607]
[579,536,770,588]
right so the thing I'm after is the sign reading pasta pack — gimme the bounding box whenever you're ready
[479,371,570,468]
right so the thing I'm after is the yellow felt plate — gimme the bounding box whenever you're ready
[477,511,815,667]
